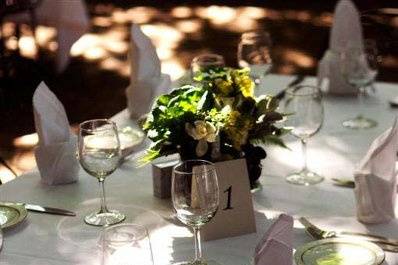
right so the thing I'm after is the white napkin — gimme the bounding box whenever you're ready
[354,117,398,224]
[5,0,90,72]
[254,214,293,265]
[125,24,171,119]
[317,0,364,95]
[33,82,79,185]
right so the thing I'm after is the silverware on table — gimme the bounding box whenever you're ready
[332,178,398,193]
[331,178,356,188]
[23,203,76,216]
[299,217,398,252]
[274,75,306,100]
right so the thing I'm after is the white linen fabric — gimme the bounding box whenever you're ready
[354,117,398,224]
[317,0,364,95]
[5,0,90,72]
[254,214,293,265]
[125,24,171,119]
[33,82,79,185]
[3,76,398,264]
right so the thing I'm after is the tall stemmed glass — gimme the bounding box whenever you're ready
[172,160,219,265]
[78,119,125,226]
[283,86,324,185]
[238,30,273,86]
[340,40,379,129]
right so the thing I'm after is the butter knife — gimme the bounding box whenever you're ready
[23,203,76,216]
[299,217,398,252]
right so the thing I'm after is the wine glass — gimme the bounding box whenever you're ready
[283,86,324,185]
[172,160,219,265]
[238,30,273,86]
[101,223,154,265]
[191,53,225,80]
[78,119,125,226]
[340,39,379,129]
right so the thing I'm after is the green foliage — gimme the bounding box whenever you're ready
[140,67,288,164]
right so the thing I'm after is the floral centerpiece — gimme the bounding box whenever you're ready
[140,67,287,188]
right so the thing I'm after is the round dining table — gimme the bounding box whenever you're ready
[1,74,398,265]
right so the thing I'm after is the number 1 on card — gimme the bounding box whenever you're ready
[223,186,233,210]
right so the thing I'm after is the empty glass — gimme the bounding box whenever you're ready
[340,40,379,129]
[78,119,125,226]
[172,160,219,265]
[191,53,225,79]
[283,86,324,185]
[101,223,154,265]
[238,31,273,86]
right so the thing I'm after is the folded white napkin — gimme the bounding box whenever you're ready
[125,24,171,119]
[317,0,364,95]
[254,214,293,265]
[354,117,398,224]
[6,0,90,72]
[33,82,79,185]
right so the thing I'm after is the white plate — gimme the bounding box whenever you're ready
[118,126,145,158]
[295,238,385,265]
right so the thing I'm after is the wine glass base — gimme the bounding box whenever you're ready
[171,260,221,265]
[84,210,125,226]
[286,171,324,185]
[342,116,377,129]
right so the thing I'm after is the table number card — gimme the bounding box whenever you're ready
[201,158,256,241]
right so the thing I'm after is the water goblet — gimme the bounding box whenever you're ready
[283,86,324,185]
[238,30,273,86]
[78,119,125,226]
[101,223,154,265]
[172,160,219,265]
[340,39,379,129]
[191,53,225,80]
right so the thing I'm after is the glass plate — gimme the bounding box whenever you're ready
[295,238,385,265]
[0,202,28,229]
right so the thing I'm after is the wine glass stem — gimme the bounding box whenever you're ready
[357,86,365,117]
[98,178,109,214]
[193,227,202,262]
[301,138,308,173]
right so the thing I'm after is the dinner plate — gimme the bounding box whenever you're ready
[118,126,145,157]
[295,238,385,265]
[0,202,28,229]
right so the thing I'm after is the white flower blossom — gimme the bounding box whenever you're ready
[185,121,217,157]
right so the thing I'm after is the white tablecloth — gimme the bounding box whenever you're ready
[5,0,90,72]
[1,75,398,264]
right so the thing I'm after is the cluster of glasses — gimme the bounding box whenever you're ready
[191,33,380,185]
[280,40,379,185]
[85,33,380,264]
[77,120,219,264]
